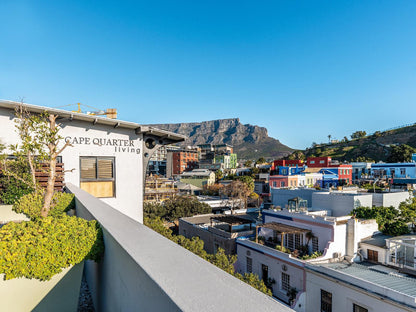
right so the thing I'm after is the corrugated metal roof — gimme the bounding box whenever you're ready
[321,262,416,297]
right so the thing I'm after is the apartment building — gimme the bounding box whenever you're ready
[166,148,199,177]
[235,208,378,306]
[0,100,184,222]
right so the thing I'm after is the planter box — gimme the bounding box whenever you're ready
[0,262,84,312]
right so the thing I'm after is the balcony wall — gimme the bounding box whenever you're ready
[66,183,292,312]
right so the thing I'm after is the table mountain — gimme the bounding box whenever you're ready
[149,118,293,159]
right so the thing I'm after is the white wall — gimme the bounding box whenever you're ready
[263,210,335,254]
[236,240,305,304]
[271,189,319,208]
[306,269,414,312]
[312,192,373,217]
[0,108,144,222]
[372,192,411,209]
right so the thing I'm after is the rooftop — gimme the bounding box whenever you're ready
[313,261,416,298]
[0,99,186,142]
[260,222,310,234]
[360,233,391,248]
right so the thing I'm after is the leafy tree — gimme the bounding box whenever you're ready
[351,131,367,139]
[215,169,223,182]
[0,151,34,204]
[202,183,224,196]
[244,160,252,167]
[399,197,416,227]
[255,157,266,165]
[250,167,260,175]
[287,150,305,160]
[207,249,237,275]
[238,176,255,193]
[387,144,416,163]
[9,105,43,192]
[144,195,211,221]
[2,106,71,215]
[223,177,254,210]
[36,113,71,217]
[144,217,271,296]
[351,204,412,236]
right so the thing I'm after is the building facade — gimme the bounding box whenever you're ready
[167,149,199,176]
[0,100,184,222]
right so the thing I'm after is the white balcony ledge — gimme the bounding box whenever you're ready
[66,183,292,312]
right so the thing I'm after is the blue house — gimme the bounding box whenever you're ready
[371,163,416,179]
[319,168,339,188]
[276,165,304,176]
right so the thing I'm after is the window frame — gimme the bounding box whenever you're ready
[320,289,332,312]
[353,303,368,312]
[246,256,253,273]
[281,272,290,292]
[80,156,116,198]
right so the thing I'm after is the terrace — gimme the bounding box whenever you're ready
[66,184,293,311]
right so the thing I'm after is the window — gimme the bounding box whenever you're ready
[294,233,301,250]
[281,181,285,187]
[80,157,115,198]
[214,243,220,254]
[287,234,294,250]
[400,168,406,175]
[281,272,290,292]
[353,304,368,312]
[246,257,252,273]
[320,160,325,164]
[321,289,332,312]
[261,264,268,283]
[312,237,319,252]
[368,249,378,263]
[310,161,315,164]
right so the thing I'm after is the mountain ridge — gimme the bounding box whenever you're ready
[148,118,293,159]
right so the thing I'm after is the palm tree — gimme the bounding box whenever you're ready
[328,134,332,143]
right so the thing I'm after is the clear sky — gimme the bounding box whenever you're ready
[1,1,415,149]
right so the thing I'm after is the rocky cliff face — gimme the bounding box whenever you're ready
[149,118,293,159]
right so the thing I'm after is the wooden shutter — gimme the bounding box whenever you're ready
[80,157,96,180]
[97,158,113,179]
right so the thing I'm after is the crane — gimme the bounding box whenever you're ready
[55,103,117,119]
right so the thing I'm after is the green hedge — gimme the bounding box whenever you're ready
[0,215,104,281]
[13,192,75,219]
[0,176,33,205]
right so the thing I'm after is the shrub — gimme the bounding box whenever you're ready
[13,192,75,220]
[0,176,33,204]
[0,215,104,280]
[144,217,271,296]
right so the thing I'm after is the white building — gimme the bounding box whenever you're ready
[235,208,378,308]
[351,162,372,182]
[311,192,373,217]
[305,261,416,312]
[272,188,412,216]
[0,100,185,222]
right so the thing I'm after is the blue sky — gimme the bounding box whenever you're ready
[1,1,415,149]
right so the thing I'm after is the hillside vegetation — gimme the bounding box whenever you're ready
[295,124,416,162]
